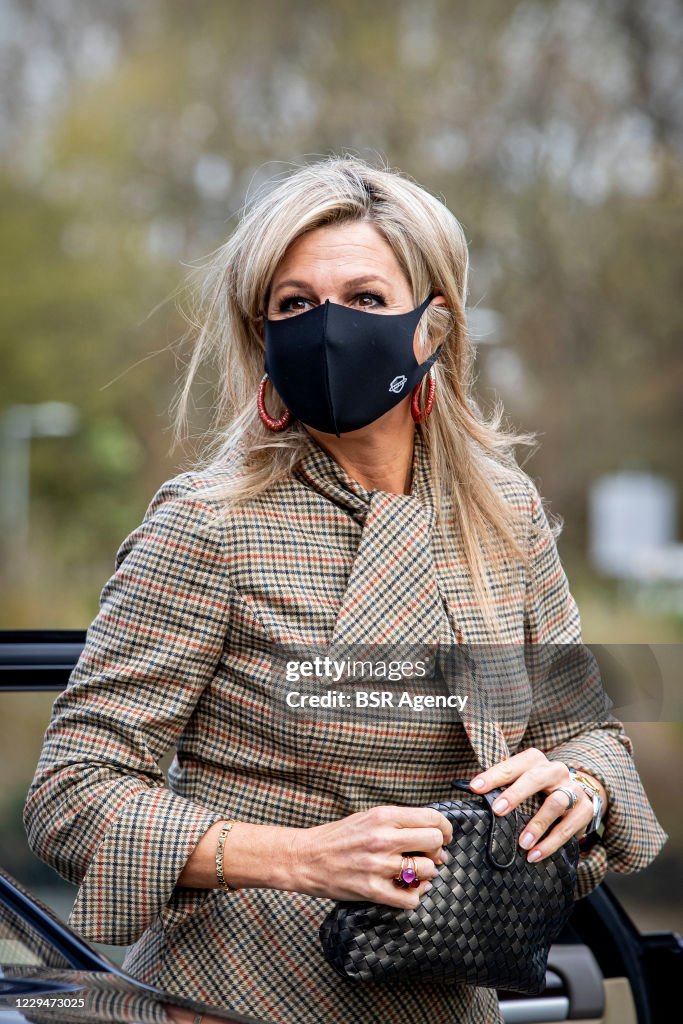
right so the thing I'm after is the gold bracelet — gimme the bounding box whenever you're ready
[216,821,239,892]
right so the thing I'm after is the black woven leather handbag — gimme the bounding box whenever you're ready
[319,779,579,995]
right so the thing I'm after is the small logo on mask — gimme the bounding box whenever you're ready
[389,375,408,394]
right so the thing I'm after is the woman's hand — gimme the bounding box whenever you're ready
[177,812,449,907]
[469,748,608,863]
[289,805,453,909]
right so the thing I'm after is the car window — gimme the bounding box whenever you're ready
[0,900,72,971]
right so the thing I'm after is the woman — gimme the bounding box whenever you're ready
[23,156,667,1024]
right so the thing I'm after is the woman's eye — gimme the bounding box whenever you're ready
[278,296,311,314]
[356,292,385,309]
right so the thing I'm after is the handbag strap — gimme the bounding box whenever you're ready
[450,778,519,870]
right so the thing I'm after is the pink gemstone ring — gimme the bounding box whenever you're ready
[393,855,421,889]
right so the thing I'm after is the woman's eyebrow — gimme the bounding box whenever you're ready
[272,274,392,294]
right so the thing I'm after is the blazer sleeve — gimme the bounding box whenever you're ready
[519,479,668,900]
[22,475,232,945]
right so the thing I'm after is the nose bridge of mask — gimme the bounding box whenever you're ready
[320,298,339,435]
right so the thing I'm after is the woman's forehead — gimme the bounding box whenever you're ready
[272,221,406,286]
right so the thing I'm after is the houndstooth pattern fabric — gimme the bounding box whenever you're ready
[23,427,668,1024]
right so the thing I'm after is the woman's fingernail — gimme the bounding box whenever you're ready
[470,777,485,790]
[440,848,451,863]
[423,881,433,891]
[528,850,542,862]
[492,798,509,814]
[520,831,535,850]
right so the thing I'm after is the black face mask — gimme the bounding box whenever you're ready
[264,293,441,437]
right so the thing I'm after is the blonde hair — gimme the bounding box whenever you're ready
[171,154,549,640]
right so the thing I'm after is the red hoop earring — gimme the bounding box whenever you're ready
[411,366,436,424]
[257,373,292,431]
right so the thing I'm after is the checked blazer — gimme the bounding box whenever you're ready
[23,426,668,1024]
